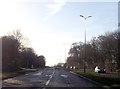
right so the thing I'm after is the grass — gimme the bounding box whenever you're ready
[72,70,120,87]
[1,72,16,79]
[19,67,38,72]
[1,68,38,79]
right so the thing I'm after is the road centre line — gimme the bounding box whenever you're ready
[45,69,55,85]
[46,79,50,85]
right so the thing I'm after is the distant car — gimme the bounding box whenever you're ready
[94,66,106,73]
[55,67,60,70]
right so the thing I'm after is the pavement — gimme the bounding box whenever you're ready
[2,67,105,88]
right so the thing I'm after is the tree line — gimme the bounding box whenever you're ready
[1,30,46,72]
[66,30,119,72]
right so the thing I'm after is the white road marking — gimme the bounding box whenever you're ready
[61,74,68,78]
[61,74,70,87]
[45,69,55,85]
[33,72,42,76]
[45,79,50,85]
[45,75,49,76]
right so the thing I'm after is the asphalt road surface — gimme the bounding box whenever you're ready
[2,67,104,88]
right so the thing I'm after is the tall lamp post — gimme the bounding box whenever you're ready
[80,15,92,73]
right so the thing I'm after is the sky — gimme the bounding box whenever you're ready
[0,0,118,66]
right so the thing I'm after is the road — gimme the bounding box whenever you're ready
[2,67,104,88]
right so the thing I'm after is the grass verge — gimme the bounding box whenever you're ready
[1,68,38,80]
[72,70,120,88]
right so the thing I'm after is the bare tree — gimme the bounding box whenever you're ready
[8,29,29,49]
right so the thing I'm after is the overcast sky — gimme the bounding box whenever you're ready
[0,0,118,66]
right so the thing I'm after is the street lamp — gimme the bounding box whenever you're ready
[63,43,66,62]
[80,15,92,73]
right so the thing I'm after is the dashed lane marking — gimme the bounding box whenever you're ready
[45,69,55,85]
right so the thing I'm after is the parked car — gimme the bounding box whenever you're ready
[94,66,106,73]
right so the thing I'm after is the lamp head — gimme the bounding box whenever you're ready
[80,15,84,17]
